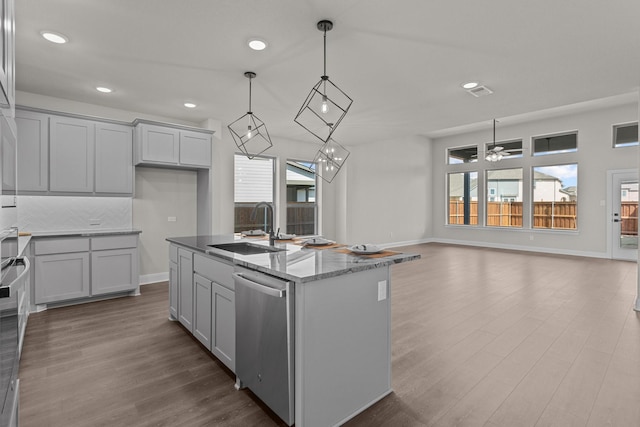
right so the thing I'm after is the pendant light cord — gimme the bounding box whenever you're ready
[323,28,327,77]
[248,75,252,113]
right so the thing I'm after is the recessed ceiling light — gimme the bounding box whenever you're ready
[184,102,196,108]
[40,31,68,44]
[96,86,113,93]
[248,38,267,51]
[462,82,479,89]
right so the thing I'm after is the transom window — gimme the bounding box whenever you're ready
[448,146,478,164]
[533,132,577,156]
[613,123,639,148]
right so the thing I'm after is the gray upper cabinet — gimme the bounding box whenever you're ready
[134,120,212,169]
[16,109,48,192]
[179,130,211,168]
[15,108,134,195]
[95,123,133,194]
[137,123,179,165]
[49,116,95,192]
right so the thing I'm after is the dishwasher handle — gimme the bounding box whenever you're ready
[233,272,286,298]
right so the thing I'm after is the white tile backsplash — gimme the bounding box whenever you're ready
[18,196,132,232]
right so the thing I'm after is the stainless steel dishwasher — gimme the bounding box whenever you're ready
[233,268,294,426]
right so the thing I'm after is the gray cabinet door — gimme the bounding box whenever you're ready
[212,281,235,372]
[15,110,48,192]
[34,252,90,304]
[139,124,179,164]
[91,248,138,295]
[169,261,178,320]
[49,116,95,192]
[179,130,211,168]
[193,274,212,350]
[95,123,133,194]
[178,248,194,331]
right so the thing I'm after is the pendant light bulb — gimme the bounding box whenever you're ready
[247,124,252,139]
[321,95,329,114]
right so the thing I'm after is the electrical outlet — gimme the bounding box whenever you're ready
[89,218,101,226]
[377,280,387,301]
[168,217,177,222]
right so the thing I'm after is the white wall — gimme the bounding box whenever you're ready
[133,167,197,280]
[432,101,639,257]
[344,135,432,246]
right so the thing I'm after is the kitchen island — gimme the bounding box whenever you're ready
[167,234,419,427]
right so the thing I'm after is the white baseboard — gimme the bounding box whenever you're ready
[381,237,433,249]
[140,272,169,285]
[429,238,610,259]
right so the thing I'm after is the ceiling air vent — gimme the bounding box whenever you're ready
[467,85,493,97]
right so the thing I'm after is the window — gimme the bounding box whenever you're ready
[533,132,577,156]
[286,160,317,235]
[448,146,478,164]
[532,164,577,230]
[485,139,523,159]
[234,154,274,232]
[448,172,478,225]
[613,123,639,148]
[486,168,523,228]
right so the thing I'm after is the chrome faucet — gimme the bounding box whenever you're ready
[250,201,276,245]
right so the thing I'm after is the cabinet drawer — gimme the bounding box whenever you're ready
[34,237,89,255]
[194,253,234,290]
[91,234,138,251]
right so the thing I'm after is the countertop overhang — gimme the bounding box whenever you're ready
[167,234,420,283]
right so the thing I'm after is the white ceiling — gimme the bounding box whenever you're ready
[15,0,640,145]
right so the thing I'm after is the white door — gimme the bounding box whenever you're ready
[611,170,638,261]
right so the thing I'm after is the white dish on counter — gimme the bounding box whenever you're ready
[275,233,296,240]
[302,237,335,246]
[241,229,266,236]
[349,244,383,254]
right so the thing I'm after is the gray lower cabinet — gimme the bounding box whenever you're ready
[91,248,138,295]
[193,273,212,350]
[178,248,194,331]
[169,260,178,320]
[35,251,90,304]
[211,281,235,371]
[34,235,139,305]
[170,247,235,372]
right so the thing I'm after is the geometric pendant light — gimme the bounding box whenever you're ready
[313,136,350,183]
[294,20,353,143]
[228,71,273,159]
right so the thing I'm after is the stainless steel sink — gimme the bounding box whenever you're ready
[208,242,286,255]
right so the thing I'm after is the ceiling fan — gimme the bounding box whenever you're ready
[485,119,509,162]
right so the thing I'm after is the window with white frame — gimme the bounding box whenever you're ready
[448,171,478,225]
[486,168,523,228]
[286,160,318,235]
[234,154,274,233]
[532,164,577,230]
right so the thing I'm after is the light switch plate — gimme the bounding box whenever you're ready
[168,216,177,222]
[377,280,387,301]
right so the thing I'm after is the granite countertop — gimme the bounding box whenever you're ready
[167,234,420,283]
[25,228,142,238]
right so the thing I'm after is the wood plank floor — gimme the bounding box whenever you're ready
[19,243,640,426]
